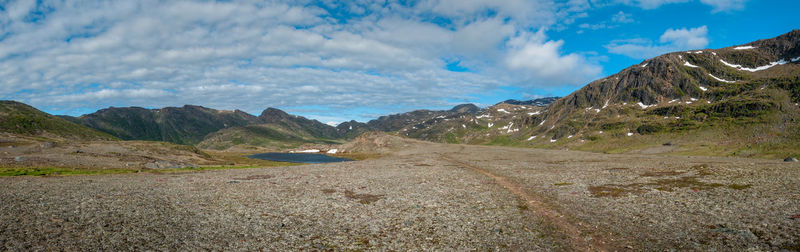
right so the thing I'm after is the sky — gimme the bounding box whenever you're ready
[0,0,796,125]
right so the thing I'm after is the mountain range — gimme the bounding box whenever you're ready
[2,30,798,158]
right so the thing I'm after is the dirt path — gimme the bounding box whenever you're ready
[440,154,616,251]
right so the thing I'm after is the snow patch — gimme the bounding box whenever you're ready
[711,52,717,56]
[792,56,800,62]
[641,63,648,67]
[683,61,699,68]
[497,109,510,114]
[527,136,537,141]
[462,124,466,128]
[326,149,338,154]
[299,149,320,153]
[637,102,654,109]
[692,51,703,54]
[567,135,573,139]
[539,120,545,126]
[699,86,708,91]
[602,100,609,109]
[708,73,735,83]
[527,111,541,115]
[733,46,755,50]
[669,99,678,103]
[476,114,492,119]
[627,132,633,136]
[488,123,494,128]
[720,59,787,72]
[550,139,557,143]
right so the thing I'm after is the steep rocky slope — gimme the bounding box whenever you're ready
[491,30,800,158]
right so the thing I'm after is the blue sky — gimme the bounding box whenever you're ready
[0,0,796,125]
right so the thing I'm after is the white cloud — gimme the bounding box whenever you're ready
[699,0,747,12]
[0,0,604,122]
[660,26,709,48]
[629,0,691,9]
[611,11,634,23]
[505,30,602,86]
[606,26,709,59]
[615,0,746,11]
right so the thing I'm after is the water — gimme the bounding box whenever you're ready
[248,152,353,164]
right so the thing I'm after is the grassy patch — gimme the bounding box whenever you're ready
[553,182,574,186]
[331,152,384,161]
[727,184,752,190]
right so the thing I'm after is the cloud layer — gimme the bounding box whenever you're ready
[0,0,748,122]
[605,26,709,59]
[0,0,609,121]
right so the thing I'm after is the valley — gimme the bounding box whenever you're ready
[1,136,797,250]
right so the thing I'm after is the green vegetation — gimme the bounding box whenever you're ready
[0,101,116,140]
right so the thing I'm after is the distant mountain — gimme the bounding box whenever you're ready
[258,108,340,139]
[63,105,261,145]
[197,108,343,150]
[498,97,559,107]
[0,100,116,140]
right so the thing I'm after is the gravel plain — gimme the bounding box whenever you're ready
[1,140,798,251]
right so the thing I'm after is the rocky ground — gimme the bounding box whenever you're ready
[1,136,798,250]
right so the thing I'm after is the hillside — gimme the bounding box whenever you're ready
[63,105,262,145]
[0,101,116,141]
[196,108,343,150]
[424,29,800,158]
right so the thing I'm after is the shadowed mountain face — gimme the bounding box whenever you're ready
[0,101,116,140]
[61,105,345,148]
[63,105,260,145]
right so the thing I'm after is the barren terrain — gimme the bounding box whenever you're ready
[1,138,798,250]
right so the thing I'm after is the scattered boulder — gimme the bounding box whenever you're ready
[144,160,194,169]
[75,149,84,153]
[14,156,24,162]
[784,157,798,162]
[662,142,673,146]
[39,142,55,149]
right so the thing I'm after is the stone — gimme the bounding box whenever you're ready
[144,160,184,169]
[14,156,25,162]
[40,142,55,149]
[784,157,798,162]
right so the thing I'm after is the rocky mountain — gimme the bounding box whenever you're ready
[0,100,116,141]
[415,29,800,158]
[63,105,261,145]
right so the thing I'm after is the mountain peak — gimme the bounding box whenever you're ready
[259,107,291,122]
[449,104,480,114]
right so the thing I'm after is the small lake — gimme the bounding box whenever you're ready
[248,152,353,164]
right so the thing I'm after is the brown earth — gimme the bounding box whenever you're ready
[1,136,798,250]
